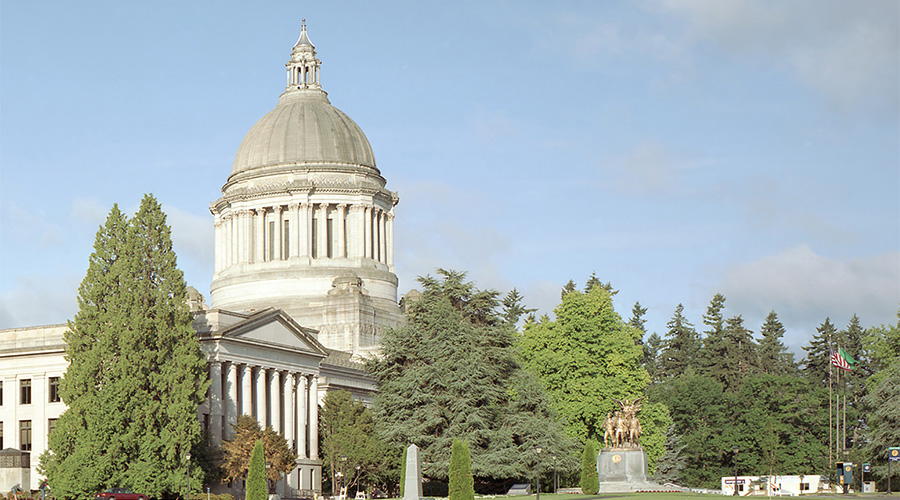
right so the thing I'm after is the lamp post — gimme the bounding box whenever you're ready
[186,451,191,500]
[733,446,740,496]
[535,447,542,500]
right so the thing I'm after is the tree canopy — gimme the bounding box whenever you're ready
[39,195,209,500]
[369,269,575,488]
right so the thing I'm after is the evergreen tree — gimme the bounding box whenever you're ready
[370,270,572,486]
[448,439,474,500]
[320,391,398,496]
[698,293,727,378]
[583,272,616,295]
[802,318,837,383]
[40,196,209,500]
[246,440,267,500]
[561,279,577,300]
[579,440,598,495]
[862,312,900,487]
[722,315,758,390]
[652,425,687,484]
[758,311,797,376]
[629,301,648,333]
[659,304,699,379]
[399,446,407,498]
[643,332,664,384]
[501,288,536,329]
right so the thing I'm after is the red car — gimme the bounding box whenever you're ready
[95,489,148,500]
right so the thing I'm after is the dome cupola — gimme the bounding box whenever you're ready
[229,20,378,182]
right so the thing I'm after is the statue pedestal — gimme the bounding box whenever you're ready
[596,448,676,493]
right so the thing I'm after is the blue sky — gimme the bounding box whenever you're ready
[2,1,898,354]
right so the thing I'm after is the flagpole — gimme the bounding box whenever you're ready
[829,341,833,471]
[842,347,847,454]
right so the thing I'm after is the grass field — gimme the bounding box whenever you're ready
[463,493,896,500]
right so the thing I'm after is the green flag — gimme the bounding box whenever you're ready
[838,347,857,368]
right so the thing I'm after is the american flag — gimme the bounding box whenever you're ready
[831,349,851,371]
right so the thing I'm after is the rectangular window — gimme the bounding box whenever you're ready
[49,376,61,403]
[0,380,3,405]
[0,422,3,448]
[268,220,276,261]
[283,220,290,259]
[48,418,57,439]
[311,217,318,258]
[20,379,31,405]
[19,420,31,451]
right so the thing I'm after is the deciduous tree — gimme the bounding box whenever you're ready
[222,416,296,488]
[519,286,650,444]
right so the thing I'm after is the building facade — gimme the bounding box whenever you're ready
[0,22,398,496]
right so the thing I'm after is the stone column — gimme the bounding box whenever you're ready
[303,202,313,258]
[225,362,238,440]
[363,205,372,259]
[242,209,252,264]
[387,211,395,267]
[317,204,329,258]
[270,369,281,433]
[213,217,222,272]
[209,361,223,447]
[297,375,308,458]
[284,372,295,448]
[308,375,319,460]
[241,364,253,418]
[335,204,347,258]
[347,205,361,259]
[255,208,265,263]
[255,366,266,427]
[290,202,301,259]
[379,210,387,263]
[275,205,283,260]
[224,214,232,267]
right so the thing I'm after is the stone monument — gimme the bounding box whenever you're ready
[596,398,678,492]
[402,444,423,500]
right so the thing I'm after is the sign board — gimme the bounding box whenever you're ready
[889,447,900,462]
[724,479,746,485]
[863,463,871,473]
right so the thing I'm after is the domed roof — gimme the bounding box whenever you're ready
[231,91,377,177]
[230,22,377,178]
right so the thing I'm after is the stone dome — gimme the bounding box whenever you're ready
[230,90,377,178]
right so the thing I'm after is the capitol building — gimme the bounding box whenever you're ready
[0,22,402,496]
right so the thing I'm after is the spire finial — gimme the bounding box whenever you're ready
[302,18,306,30]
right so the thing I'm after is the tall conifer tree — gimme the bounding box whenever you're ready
[758,311,796,376]
[40,195,209,499]
[659,304,699,379]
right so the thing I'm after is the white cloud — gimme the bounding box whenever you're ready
[0,273,79,329]
[717,245,900,347]
[161,204,214,292]
[599,141,712,196]
[652,0,900,116]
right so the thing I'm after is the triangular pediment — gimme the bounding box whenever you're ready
[219,308,327,356]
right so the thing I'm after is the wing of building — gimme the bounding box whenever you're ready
[0,21,400,497]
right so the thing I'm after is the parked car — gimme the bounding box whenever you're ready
[95,488,148,500]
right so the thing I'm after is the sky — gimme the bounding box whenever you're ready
[1,1,898,356]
